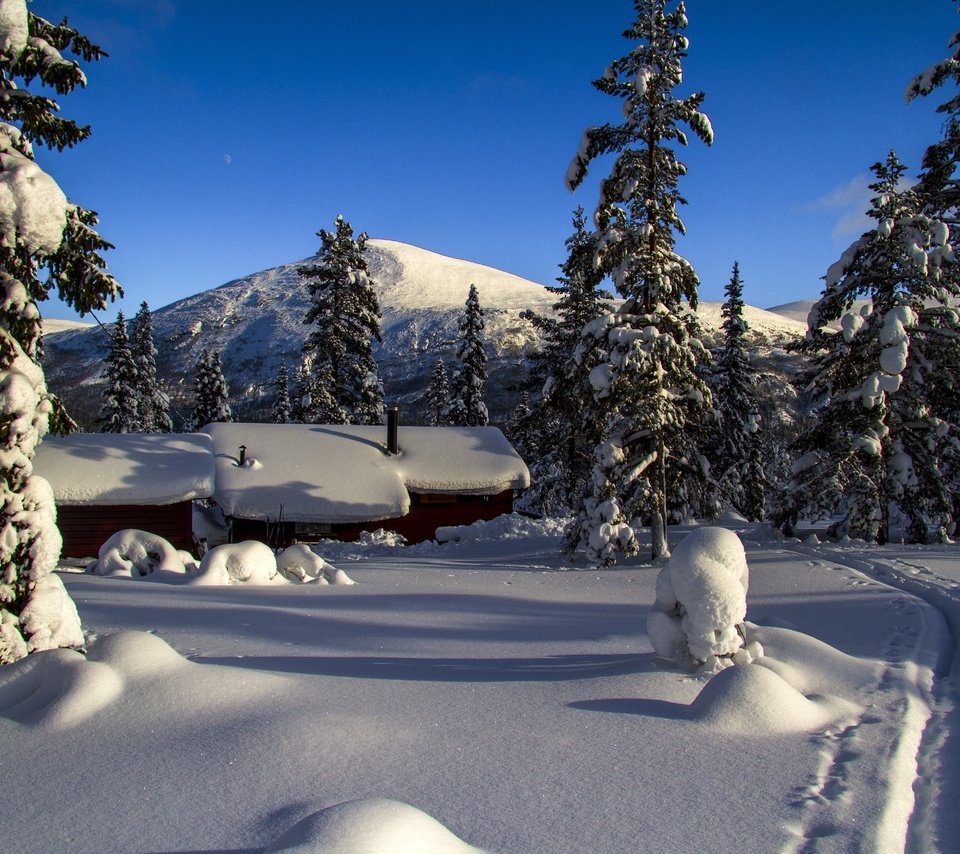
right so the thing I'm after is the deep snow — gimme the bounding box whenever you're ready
[1,517,958,853]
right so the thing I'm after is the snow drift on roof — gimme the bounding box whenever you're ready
[34,433,215,506]
[204,422,530,523]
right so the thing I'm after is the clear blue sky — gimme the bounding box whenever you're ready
[38,1,960,321]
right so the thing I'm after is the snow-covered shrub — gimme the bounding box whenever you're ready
[190,541,282,586]
[94,529,186,578]
[277,543,331,584]
[647,527,762,671]
[17,573,83,653]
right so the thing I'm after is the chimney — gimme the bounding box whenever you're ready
[386,405,400,454]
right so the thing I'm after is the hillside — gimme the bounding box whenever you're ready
[42,240,806,428]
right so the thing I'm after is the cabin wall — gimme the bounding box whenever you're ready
[228,490,516,548]
[57,502,196,559]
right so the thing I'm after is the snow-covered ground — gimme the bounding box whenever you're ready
[2,516,959,853]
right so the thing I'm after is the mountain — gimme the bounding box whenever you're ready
[42,239,807,429]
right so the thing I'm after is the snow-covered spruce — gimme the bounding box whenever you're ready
[522,207,609,516]
[647,527,761,671]
[189,348,232,430]
[448,283,488,427]
[99,310,139,433]
[0,1,119,662]
[565,0,715,562]
[777,152,960,543]
[299,214,384,426]
[130,302,172,433]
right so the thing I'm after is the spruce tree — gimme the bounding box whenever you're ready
[100,310,139,433]
[425,359,450,426]
[299,215,383,425]
[776,152,959,543]
[273,362,291,424]
[190,348,232,429]
[0,4,120,662]
[710,262,766,520]
[523,207,609,515]
[565,0,714,563]
[130,301,171,432]
[449,284,488,427]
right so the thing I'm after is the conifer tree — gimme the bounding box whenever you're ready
[273,362,291,424]
[564,0,714,562]
[710,262,766,520]
[776,152,959,543]
[290,361,310,424]
[190,348,232,429]
[100,310,139,433]
[0,4,120,662]
[448,284,488,427]
[523,207,609,515]
[130,301,171,433]
[299,215,383,425]
[425,359,450,426]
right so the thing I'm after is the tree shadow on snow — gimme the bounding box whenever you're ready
[568,697,692,720]
[191,652,653,682]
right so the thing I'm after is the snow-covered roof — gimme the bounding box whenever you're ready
[34,433,216,506]
[204,422,530,523]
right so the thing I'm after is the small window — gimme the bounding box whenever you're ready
[295,521,332,535]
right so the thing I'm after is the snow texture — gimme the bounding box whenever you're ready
[33,432,216,506]
[205,422,529,523]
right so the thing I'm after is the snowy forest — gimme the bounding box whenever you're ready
[1,0,959,658]
[6,2,960,852]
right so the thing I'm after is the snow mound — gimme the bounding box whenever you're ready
[688,662,858,734]
[751,624,881,696]
[94,529,186,578]
[435,513,567,544]
[647,528,752,669]
[190,540,284,585]
[0,647,121,729]
[85,630,188,680]
[263,797,488,854]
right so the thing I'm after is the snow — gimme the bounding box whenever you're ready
[93,528,187,578]
[0,0,27,59]
[205,422,529,523]
[33,432,215,505]
[1,517,959,851]
[191,540,284,586]
[0,122,68,256]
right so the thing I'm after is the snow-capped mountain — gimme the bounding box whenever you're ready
[42,239,807,428]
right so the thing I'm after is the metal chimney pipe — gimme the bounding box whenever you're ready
[386,406,400,454]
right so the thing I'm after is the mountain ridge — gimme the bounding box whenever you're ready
[42,239,808,428]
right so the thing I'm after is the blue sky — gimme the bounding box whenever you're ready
[38,1,960,320]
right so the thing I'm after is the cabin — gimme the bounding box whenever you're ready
[33,432,216,558]
[205,420,530,547]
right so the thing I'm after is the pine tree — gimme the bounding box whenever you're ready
[100,310,139,433]
[523,207,609,515]
[776,152,959,543]
[190,348,232,429]
[425,359,450,426]
[564,0,715,563]
[273,362,291,424]
[130,301,171,432]
[449,284,488,427]
[710,262,766,520]
[0,5,120,663]
[299,215,384,425]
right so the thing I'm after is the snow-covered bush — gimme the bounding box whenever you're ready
[647,527,762,671]
[277,543,332,584]
[94,529,186,577]
[190,541,282,586]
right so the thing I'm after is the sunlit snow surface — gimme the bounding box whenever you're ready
[1,518,958,853]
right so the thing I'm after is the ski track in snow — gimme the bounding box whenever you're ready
[774,542,957,853]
